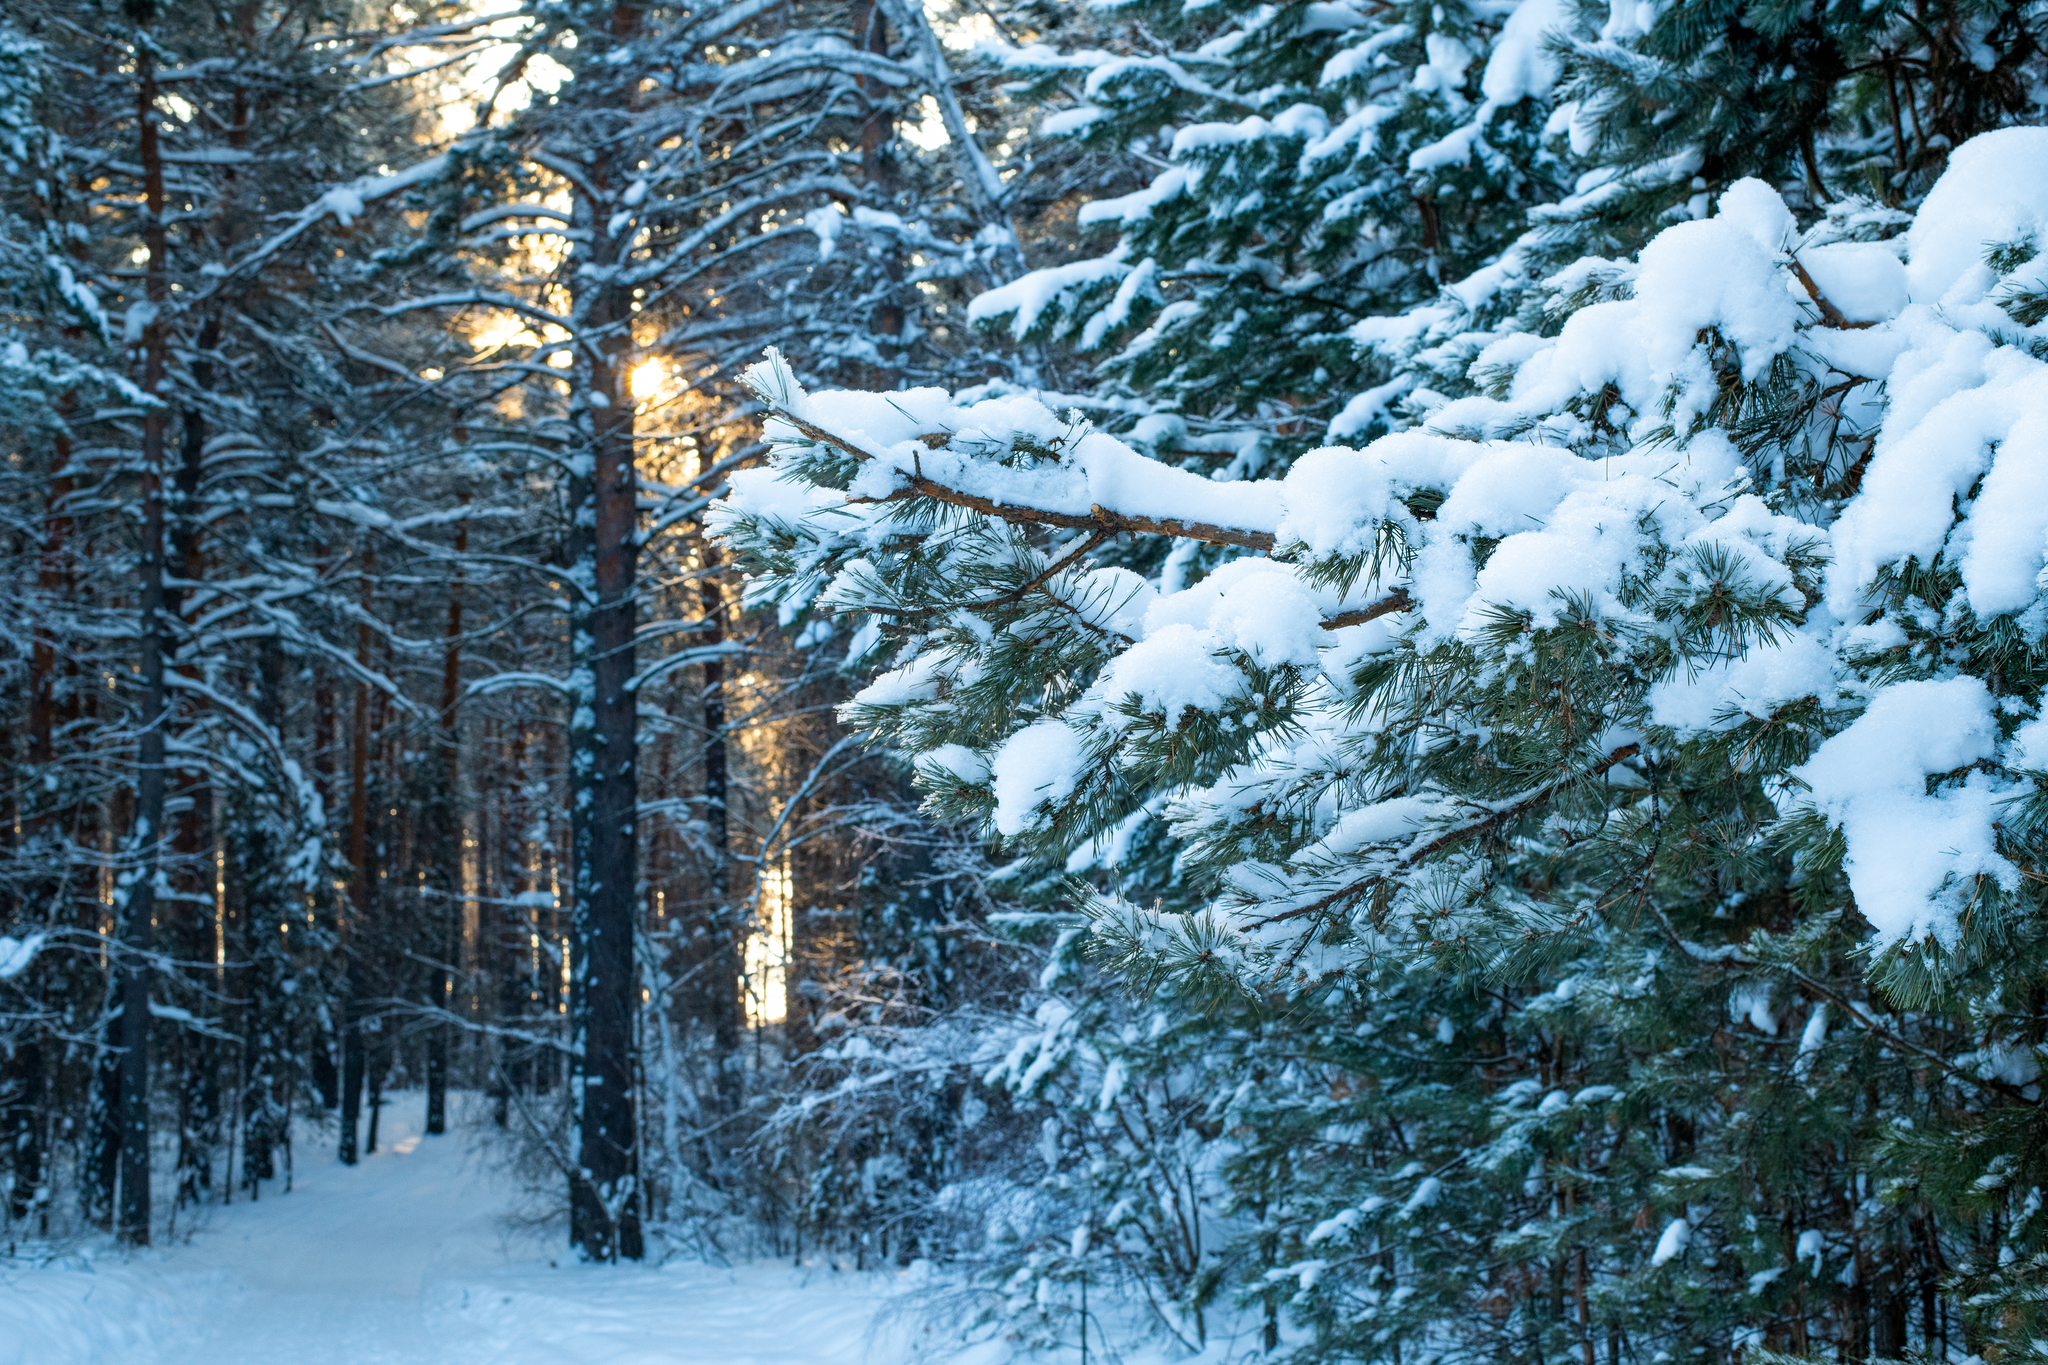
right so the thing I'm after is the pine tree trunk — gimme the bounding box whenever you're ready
[699,549,743,1105]
[309,642,338,1115]
[117,41,175,1248]
[166,295,222,1216]
[566,94,642,1259]
[1,1039,42,1223]
[241,636,288,1192]
[494,721,532,1127]
[340,544,374,1166]
[427,512,466,1138]
[87,1016,120,1229]
[365,1040,386,1155]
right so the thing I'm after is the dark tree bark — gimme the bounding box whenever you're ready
[340,545,374,1166]
[565,33,644,1254]
[364,1039,387,1155]
[117,40,174,1248]
[237,636,289,1194]
[1,1040,43,1224]
[426,508,466,1138]
[310,638,338,1117]
[87,1018,121,1229]
[565,315,643,1257]
[492,721,533,1127]
[699,547,744,1106]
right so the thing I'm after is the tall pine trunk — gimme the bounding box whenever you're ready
[340,544,373,1165]
[427,511,466,1137]
[309,658,339,1114]
[565,66,642,1258]
[171,317,217,1209]
[699,548,743,1107]
[116,40,175,1248]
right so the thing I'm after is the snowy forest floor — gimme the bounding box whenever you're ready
[0,1093,962,1365]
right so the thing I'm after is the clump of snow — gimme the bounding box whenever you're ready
[1453,180,1805,432]
[1629,196,1801,384]
[990,720,1088,835]
[1651,1217,1691,1266]
[1092,622,1248,729]
[968,250,1132,338]
[1905,126,2048,307]
[803,203,846,259]
[1794,1004,1829,1079]
[1790,679,2020,946]
[1826,327,2048,621]
[717,465,837,528]
[1649,629,1835,733]
[1797,241,1908,323]
[1728,985,1778,1035]
[918,743,992,785]
[1040,105,1106,137]
[852,649,949,709]
[1951,384,2048,617]
[1479,0,1568,108]
[2011,713,2048,770]
[1142,558,1327,670]
[1716,178,1798,253]
[0,931,42,978]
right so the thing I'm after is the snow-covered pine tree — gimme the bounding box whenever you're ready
[975,0,1578,464]
[886,29,1612,1299]
[1549,0,2048,243]
[713,127,2048,1358]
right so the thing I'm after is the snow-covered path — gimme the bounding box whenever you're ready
[1,1096,931,1365]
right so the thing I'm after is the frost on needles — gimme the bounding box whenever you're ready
[714,127,2048,993]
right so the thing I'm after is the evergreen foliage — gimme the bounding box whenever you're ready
[713,105,2048,1359]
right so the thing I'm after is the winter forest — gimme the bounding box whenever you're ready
[3,0,2048,1361]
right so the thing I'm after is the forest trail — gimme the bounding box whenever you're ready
[1,1095,931,1365]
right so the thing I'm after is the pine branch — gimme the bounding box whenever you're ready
[1244,743,1644,934]
[852,470,1279,550]
[1323,590,1411,629]
[1787,254,1875,331]
[768,411,1412,624]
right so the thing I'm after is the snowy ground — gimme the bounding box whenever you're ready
[0,1095,949,1365]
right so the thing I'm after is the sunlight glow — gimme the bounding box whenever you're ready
[744,854,792,1026]
[469,313,535,352]
[900,95,951,150]
[630,359,665,400]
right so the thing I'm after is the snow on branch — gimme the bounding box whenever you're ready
[0,933,44,980]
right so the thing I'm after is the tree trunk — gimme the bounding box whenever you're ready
[566,78,643,1258]
[88,1015,121,1229]
[365,1039,387,1155]
[309,638,338,1116]
[699,548,743,1104]
[340,544,374,1166]
[117,41,175,1248]
[427,509,466,1138]
[1,1039,43,1224]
